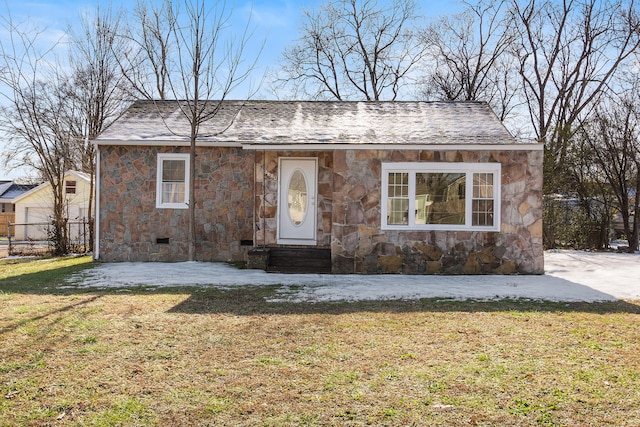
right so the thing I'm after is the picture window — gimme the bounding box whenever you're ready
[381,162,500,231]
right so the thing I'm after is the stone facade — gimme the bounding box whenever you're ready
[99,144,543,274]
[329,149,544,274]
[254,148,543,274]
[98,145,254,262]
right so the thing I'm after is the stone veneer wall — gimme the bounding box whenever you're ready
[98,145,254,262]
[252,148,542,274]
[100,144,543,273]
[330,149,544,274]
[254,151,333,247]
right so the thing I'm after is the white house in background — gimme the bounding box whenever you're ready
[12,171,92,240]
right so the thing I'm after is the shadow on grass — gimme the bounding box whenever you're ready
[0,294,102,337]
[0,257,95,295]
[166,287,640,316]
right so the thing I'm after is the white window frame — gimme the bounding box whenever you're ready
[381,162,501,231]
[156,153,190,209]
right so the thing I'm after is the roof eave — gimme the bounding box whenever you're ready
[11,171,90,203]
[240,142,544,151]
[96,139,242,147]
[95,139,542,151]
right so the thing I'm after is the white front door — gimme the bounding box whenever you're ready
[278,158,317,244]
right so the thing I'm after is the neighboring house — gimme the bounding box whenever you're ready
[0,180,38,213]
[95,100,544,274]
[13,171,92,241]
[0,181,38,236]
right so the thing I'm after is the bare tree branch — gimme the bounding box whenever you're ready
[510,0,640,192]
[64,4,134,250]
[131,0,262,260]
[574,86,640,251]
[420,0,521,126]
[274,0,426,101]
[0,14,75,253]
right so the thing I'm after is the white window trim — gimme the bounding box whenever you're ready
[156,153,190,209]
[381,162,501,232]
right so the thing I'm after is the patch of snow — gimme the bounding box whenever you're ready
[66,250,640,303]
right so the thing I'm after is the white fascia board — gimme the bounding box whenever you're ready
[95,139,544,151]
[66,170,91,183]
[241,143,544,151]
[95,139,242,147]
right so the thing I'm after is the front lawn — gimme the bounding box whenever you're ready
[1,257,639,426]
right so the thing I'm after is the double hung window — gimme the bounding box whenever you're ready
[381,162,500,231]
[156,153,189,209]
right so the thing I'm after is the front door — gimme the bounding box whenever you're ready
[278,158,317,245]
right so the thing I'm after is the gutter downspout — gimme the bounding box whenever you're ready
[252,149,256,248]
[262,150,266,248]
[94,147,100,260]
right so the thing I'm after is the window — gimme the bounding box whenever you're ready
[381,162,500,231]
[65,180,76,194]
[156,153,189,209]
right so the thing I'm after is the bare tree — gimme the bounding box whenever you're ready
[554,126,615,250]
[420,0,519,123]
[0,5,131,254]
[276,0,427,100]
[133,0,260,260]
[65,4,134,249]
[578,90,640,252]
[510,0,640,193]
[117,0,176,100]
[0,17,76,254]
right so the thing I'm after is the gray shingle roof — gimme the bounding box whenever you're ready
[0,182,38,201]
[97,100,521,146]
[0,181,11,196]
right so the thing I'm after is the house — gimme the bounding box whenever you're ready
[0,180,38,213]
[94,100,544,274]
[12,171,92,241]
[0,180,38,236]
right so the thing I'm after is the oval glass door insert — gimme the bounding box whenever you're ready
[287,169,308,226]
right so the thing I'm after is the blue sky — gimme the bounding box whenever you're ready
[0,0,463,179]
[1,0,463,86]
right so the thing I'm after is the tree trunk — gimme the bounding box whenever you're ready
[188,133,196,261]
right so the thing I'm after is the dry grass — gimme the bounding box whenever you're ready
[1,257,639,426]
